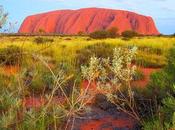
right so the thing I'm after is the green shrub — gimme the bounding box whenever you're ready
[161,95,175,124]
[34,37,54,44]
[89,27,119,39]
[143,118,164,130]
[89,30,109,39]
[23,66,54,95]
[0,90,21,129]
[143,94,175,130]
[148,46,175,97]
[76,42,115,67]
[122,30,138,38]
[23,62,74,96]
[107,27,119,38]
[148,71,172,100]
[144,46,175,129]
[0,45,23,65]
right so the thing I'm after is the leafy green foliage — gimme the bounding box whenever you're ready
[144,46,175,129]
[143,118,164,130]
[148,46,175,99]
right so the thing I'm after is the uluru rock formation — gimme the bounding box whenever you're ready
[19,8,159,35]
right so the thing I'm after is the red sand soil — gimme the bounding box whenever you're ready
[80,117,134,130]
[0,65,20,76]
[22,96,65,109]
[19,8,159,35]
[132,67,160,88]
[22,97,45,108]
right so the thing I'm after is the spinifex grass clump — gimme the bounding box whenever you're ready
[0,45,23,66]
[0,90,21,129]
[76,42,115,67]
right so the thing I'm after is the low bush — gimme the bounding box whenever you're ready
[122,30,138,38]
[89,27,119,39]
[23,62,74,96]
[0,45,23,65]
[107,27,119,38]
[143,93,175,130]
[76,42,115,67]
[64,38,71,40]
[34,37,54,44]
[89,30,109,39]
[143,46,175,129]
[23,65,54,95]
[148,46,175,97]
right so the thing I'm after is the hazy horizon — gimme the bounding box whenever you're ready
[1,0,175,34]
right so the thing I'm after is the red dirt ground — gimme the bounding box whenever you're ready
[22,96,65,109]
[80,117,135,130]
[1,65,159,130]
[132,67,160,88]
[0,65,20,76]
[22,97,45,108]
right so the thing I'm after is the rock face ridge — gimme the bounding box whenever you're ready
[19,8,159,35]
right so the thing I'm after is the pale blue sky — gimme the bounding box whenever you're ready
[1,0,175,34]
